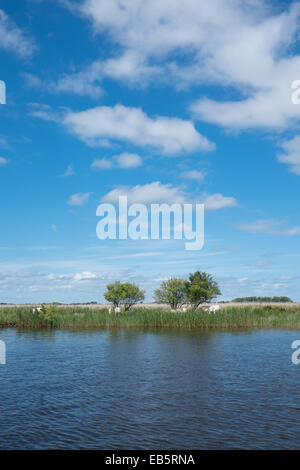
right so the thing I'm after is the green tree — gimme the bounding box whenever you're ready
[185,271,221,309]
[154,278,187,310]
[104,281,145,311]
[39,304,57,326]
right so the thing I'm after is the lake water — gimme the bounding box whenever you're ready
[0,328,299,449]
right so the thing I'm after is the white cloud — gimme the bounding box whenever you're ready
[64,0,300,132]
[238,218,300,236]
[35,52,159,96]
[91,153,142,170]
[64,0,264,88]
[181,170,204,182]
[115,152,142,168]
[188,2,300,130]
[101,181,237,211]
[51,61,103,97]
[201,193,238,210]
[102,182,186,205]
[54,0,300,132]
[62,104,214,154]
[73,271,97,281]
[24,62,103,97]
[60,164,75,177]
[22,0,300,139]
[91,158,113,170]
[29,103,59,122]
[32,103,213,155]
[0,157,8,166]
[101,51,160,85]
[68,192,91,206]
[0,9,36,58]
[277,136,300,175]
[190,87,299,130]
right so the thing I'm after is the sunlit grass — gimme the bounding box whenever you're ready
[0,305,300,329]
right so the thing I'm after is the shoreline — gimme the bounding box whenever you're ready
[0,302,298,308]
[0,305,300,330]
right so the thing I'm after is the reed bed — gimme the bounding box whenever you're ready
[0,305,300,330]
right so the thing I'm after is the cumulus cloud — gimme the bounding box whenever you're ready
[25,51,161,96]
[68,192,91,206]
[0,9,36,58]
[102,182,187,205]
[62,104,214,154]
[24,0,300,135]
[101,181,237,210]
[51,0,300,133]
[62,0,267,88]
[190,88,299,130]
[32,103,213,155]
[187,2,300,130]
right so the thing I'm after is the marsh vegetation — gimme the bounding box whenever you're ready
[0,304,300,330]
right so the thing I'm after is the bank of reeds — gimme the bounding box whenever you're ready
[0,305,300,329]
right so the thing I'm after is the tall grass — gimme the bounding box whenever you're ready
[1,305,300,329]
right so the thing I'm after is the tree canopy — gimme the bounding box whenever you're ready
[104,281,145,311]
[153,271,221,310]
[185,271,221,309]
[154,278,187,310]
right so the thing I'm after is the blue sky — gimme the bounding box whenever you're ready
[1,0,300,303]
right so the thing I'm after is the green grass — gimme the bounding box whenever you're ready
[1,305,300,330]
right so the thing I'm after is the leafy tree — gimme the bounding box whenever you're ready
[38,304,57,326]
[185,271,221,309]
[104,281,145,311]
[154,278,187,310]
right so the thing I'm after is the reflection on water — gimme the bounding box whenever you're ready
[0,328,299,449]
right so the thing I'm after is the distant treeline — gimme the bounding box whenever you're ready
[232,296,293,303]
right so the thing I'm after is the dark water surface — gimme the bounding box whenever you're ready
[0,328,299,449]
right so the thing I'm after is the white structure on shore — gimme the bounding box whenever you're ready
[32,307,43,313]
[207,304,220,313]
